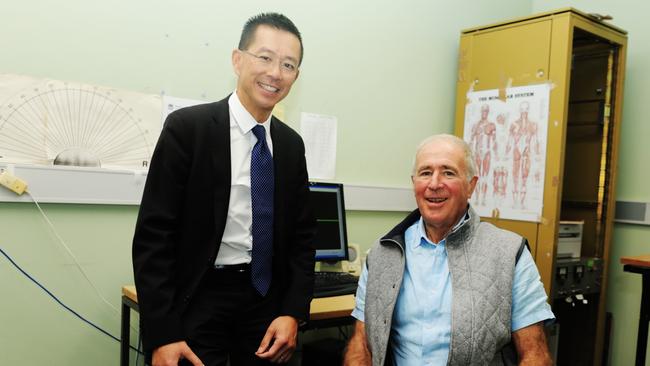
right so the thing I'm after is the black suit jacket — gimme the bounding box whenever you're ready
[132,96,316,352]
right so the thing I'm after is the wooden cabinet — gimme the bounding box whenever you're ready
[454,8,627,365]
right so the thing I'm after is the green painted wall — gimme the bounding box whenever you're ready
[529,1,650,365]
[0,203,138,364]
[0,1,544,365]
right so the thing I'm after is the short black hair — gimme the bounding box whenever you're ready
[238,12,304,66]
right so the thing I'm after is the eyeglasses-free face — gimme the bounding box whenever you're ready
[412,140,477,242]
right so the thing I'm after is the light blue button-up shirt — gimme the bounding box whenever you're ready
[351,214,555,365]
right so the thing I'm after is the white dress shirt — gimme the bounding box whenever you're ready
[214,91,273,266]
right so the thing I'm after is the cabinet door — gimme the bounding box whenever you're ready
[470,19,552,88]
[457,19,554,262]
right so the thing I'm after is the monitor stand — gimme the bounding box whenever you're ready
[316,261,345,273]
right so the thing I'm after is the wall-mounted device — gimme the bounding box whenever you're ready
[615,200,650,226]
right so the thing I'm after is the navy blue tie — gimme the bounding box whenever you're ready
[250,124,274,296]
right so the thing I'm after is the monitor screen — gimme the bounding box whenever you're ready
[309,182,349,262]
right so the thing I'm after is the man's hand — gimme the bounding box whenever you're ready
[255,316,298,363]
[343,320,371,366]
[152,341,203,366]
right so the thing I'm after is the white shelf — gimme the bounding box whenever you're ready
[0,163,415,211]
[0,163,147,205]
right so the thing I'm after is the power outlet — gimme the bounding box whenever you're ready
[0,171,28,195]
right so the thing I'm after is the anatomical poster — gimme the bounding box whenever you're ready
[463,83,550,222]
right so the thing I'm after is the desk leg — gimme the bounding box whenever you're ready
[635,273,650,366]
[121,296,131,366]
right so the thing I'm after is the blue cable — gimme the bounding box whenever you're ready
[0,245,143,355]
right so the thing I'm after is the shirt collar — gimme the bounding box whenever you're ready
[414,207,471,248]
[228,91,272,134]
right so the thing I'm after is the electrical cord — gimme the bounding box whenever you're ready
[0,245,143,355]
[26,190,139,333]
[27,191,119,314]
[135,331,143,365]
[1,170,142,352]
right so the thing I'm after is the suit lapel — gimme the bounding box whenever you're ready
[270,117,283,184]
[210,98,232,234]
[270,117,289,199]
[270,117,286,244]
[210,97,232,179]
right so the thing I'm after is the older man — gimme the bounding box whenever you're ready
[344,134,554,366]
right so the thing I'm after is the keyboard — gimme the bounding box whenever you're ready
[313,271,359,298]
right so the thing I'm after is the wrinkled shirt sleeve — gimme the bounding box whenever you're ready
[351,261,369,322]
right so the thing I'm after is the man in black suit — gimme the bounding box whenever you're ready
[133,13,316,366]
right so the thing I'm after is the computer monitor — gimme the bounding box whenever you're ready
[309,182,349,262]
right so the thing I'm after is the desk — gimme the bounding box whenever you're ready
[120,285,355,366]
[621,255,650,366]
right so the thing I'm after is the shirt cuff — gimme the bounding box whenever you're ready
[512,308,556,332]
[351,308,365,322]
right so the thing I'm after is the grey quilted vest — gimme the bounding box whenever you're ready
[365,208,524,366]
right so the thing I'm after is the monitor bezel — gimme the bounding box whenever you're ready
[309,181,349,262]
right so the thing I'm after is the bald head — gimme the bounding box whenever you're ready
[412,134,477,180]
[411,134,478,242]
